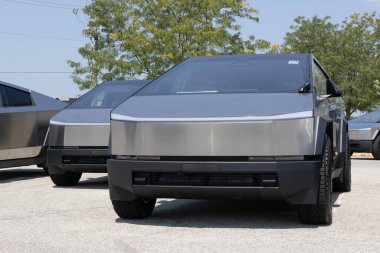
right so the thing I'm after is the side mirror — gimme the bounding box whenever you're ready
[326,79,343,97]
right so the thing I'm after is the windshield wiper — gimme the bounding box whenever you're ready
[298,82,311,93]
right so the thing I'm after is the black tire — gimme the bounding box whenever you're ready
[49,172,82,186]
[372,135,380,160]
[333,135,351,192]
[112,198,156,219]
[298,134,333,225]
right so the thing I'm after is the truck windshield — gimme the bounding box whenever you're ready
[68,82,144,109]
[138,57,309,95]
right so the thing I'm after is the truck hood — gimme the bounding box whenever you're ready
[50,108,112,126]
[112,93,314,121]
[348,122,380,130]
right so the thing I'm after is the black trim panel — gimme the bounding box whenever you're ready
[108,159,322,205]
[48,148,109,174]
[349,140,372,153]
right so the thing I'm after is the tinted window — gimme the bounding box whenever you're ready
[313,62,327,96]
[350,111,380,123]
[0,87,5,107]
[138,58,309,95]
[3,86,32,107]
[68,83,143,109]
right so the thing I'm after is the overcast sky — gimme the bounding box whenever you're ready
[0,0,378,98]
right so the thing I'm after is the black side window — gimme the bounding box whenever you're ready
[3,86,32,107]
[313,62,327,96]
[0,87,6,107]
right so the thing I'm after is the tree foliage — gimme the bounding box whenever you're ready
[69,0,270,89]
[283,13,380,119]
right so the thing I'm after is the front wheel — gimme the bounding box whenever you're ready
[298,134,333,225]
[49,172,82,186]
[112,198,156,219]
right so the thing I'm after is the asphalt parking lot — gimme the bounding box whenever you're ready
[1,158,379,253]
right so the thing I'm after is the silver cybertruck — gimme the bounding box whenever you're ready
[48,80,150,186]
[108,54,351,225]
[0,81,65,171]
[349,110,380,159]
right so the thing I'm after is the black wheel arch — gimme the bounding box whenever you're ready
[315,116,334,155]
[315,115,348,172]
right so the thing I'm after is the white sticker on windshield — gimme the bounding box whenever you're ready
[288,60,299,64]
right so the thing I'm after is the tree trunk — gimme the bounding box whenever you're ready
[345,108,352,120]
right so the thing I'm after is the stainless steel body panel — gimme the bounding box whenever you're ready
[348,123,380,141]
[111,92,315,156]
[49,124,110,147]
[49,108,112,147]
[111,117,314,156]
[8,147,42,160]
[349,128,378,141]
[6,107,62,160]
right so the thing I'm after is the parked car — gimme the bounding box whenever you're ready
[0,81,65,171]
[48,80,150,186]
[349,110,380,159]
[107,54,351,225]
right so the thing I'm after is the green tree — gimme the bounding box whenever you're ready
[283,13,380,119]
[69,0,270,89]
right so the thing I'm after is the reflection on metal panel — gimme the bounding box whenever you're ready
[7,147,42,160]
[349,128,379,141]
[112,111,313,122]
[112,93,314,120]
[49,124,110,147]
[0,150,9,160]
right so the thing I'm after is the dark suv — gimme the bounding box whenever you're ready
[107,54,351,225]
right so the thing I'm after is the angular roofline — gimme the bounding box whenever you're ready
[100,80,151,86]
[0,80,31,93]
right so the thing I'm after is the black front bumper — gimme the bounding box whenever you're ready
[48,148,110,174]
[349,140,373,153]
[107,159,322,205]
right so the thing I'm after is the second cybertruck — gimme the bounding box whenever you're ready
[48,80,149,186]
